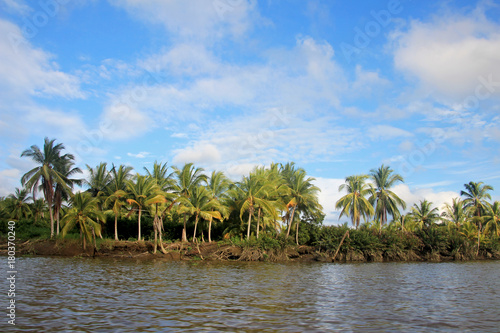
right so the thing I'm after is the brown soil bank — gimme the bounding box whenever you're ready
[2,239,500,263]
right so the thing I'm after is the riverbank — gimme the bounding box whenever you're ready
[2,238,500,263]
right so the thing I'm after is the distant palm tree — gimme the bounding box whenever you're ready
[461,181,493,254]
[62,192,104,250]
[285,169,322,244]
[173,163,207,242]
[411,200,439,229]
[484,201,500,237]
[336,175,374,230]
[107,164,133,240]
[205,171,231,242]
[5,188,32,221]
[31,198,47,223]
[230,173,277,240]
[441,198,466,229]
[53,156,82,235]
[369,164,406,232]
[126,174,158,241]
[178,186,223,242]
[21,138,70,238]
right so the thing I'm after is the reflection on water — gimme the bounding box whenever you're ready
[3,257,500,332]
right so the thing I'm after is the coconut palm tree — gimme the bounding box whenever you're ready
[21,137,71,238]
[5,188,32,221]
[336,174,374,230]
[461,181,493,254]
[230,173,278,240]
[369,164,406,232]
[126,174,158,241]
[62,192,104,250]
[410,200,440,229]
[178,186,223,242]
[441,198,466,229]
[205,171,231,242]
[53,156,83,235]
[173,163,207,242]
[107,164,133,240]
[85,163,112,197]
[31,198,47,223]
[484,201,500,237]
[284,168,322,244]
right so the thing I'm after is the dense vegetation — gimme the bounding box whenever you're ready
[1,138,499,261]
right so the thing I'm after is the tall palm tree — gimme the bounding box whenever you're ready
[484,201,500,237]
[369,164,406,232]
[336,174,374,230]
[5,188,32,221]
[285,169,322,244]
[53,156,82,235]
[107,164,133,241]
[85,163,112,197]
[461,181,493,254]
[126,174,158,241]
[62,192,104,250]
[21,137,70,238]
[173,163,207,242]
[441,198,466,228]
[410,200,439,229]
[230,173,277,240]
[205,171,231,242]
[178,186,223,242]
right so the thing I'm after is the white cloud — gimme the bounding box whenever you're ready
[0,19,83,99]
[173,143,222,165]
[368,125,413,141]
[312,177,346,225]
[393,183,459,214]
[0,168,21,197]
[100,103,153,141]
[127,152,151,159]
[391,6,500,101]
[0,0,31,15]
[110,0,258,41]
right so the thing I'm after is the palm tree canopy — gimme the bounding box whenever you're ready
[460,181,493,217]
[336,174,373,228]
[369,164,406,224]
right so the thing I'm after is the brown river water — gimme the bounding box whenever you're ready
[2,257,499,332]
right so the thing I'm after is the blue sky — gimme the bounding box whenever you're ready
[1,0,499,224]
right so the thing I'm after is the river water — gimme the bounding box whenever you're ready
[2,257,499,332]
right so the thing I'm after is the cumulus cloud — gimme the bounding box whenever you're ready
[127,152,151,159]
[391,6,500,101]
[173,143,222,165]
[100,103,153,141]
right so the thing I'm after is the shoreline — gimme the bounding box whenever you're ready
[2,239,500,263]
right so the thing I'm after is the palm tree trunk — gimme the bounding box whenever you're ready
[256,208,261,239]
[477,222,481,257]
[286,206,296,238]
[182,213,188,242]
[208,218,213,243]
[193,214,199,242]
[56,208,60,235]
[246,208,253,239]
[153,215,158,254]
[49,205,55,238]
[138,208,142,241]
[295,218,300,245]
[114,214,119,241]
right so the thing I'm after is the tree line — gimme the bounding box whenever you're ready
[1,138,499,258]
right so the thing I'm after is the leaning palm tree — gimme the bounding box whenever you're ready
[61,192,104,250]
[461,181,493,254]
[178,186,223,242]
[369,164,406,232]
[172,163,207,242]
[21,137,70,238]
[336,174,374,230]
[5,188,32,221]
[483,201,500,237]
[410,200,440,229]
